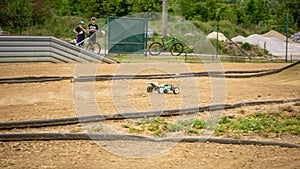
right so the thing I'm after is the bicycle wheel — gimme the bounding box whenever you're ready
[170,42,184,56]
[148,42,163,56]
[86,42,101,55]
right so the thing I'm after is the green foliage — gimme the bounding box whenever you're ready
[164,123,181,132]
[129,0,162,13]
[193,119,206,129]
[280,106,294,112]
[125,117,206,137]
[1,0,299,37]
[136,117,152,125]
[0,0,34,33]
[239,109,246,114]
[154,130,165,137]
[90,125,103,132]
[241,42,252,51]
[219,116,232,124]
[277,0,300,28]
[152,117,165,124]
[122,124,130,128]
[129,127,139,133]
[177,118,195,127]
[187,128,200,135]
[148,123,160,132]
[215,112,300,136]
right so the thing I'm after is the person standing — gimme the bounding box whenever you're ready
[87,17,99,44]
[73,21,86,47]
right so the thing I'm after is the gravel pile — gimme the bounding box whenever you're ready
[232,30,300,58]
[290,32,300,43]
[206,32,228,41]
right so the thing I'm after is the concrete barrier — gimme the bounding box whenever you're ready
[0,36,117,64]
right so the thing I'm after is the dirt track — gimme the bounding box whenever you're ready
[0,140,299,169]
[0,62,299,168]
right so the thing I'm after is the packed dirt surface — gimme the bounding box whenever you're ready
[0,62,298,121]
[0,141,299,169]
[0,62,290,77]
[0,62,299,168]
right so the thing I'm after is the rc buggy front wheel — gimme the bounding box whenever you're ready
[158,87,164,94]
[173,87,180,94]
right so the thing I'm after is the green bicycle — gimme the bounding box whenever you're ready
[148,34,184,56]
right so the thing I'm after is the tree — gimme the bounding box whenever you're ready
[32,0,53,25]
[278,0,300,28]
[128,0,162,13]
[0,0,34,28]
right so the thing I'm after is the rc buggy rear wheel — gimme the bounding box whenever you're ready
[147,86,153,93]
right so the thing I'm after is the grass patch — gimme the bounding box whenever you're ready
[124,117,206,137]
[90,125,103,132]
[154,130,165,137]
[187,128,200,135]
[122,124,130,128]
[105,53,289,64]
[106,54,187,63]
[70,127,82,133]
[193,119,206,129]
[129,127,140,133]
[239,109,246,114]
[280,105,294,112]
[136,118,152,125]
[215,112,300,136]
[294,102,300,106]
[148,123,160,132]
[164,123,182,132]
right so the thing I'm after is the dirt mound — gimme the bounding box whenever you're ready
[231,35,245,42]
[263,30,286,42]
[206,32,228,41]
[232,31,300,58]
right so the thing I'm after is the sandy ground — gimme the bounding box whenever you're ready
[0,141,299,169]
[0,62,299,168]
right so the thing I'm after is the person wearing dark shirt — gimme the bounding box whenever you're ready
[87,17,99,43]
[73,21,86,47]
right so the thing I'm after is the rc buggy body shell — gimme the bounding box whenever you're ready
[146,82,180,94]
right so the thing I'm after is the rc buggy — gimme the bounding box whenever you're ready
[146,82,180,94]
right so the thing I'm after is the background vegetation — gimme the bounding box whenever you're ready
[0,0,299,39]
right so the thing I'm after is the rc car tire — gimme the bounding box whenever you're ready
[158,87,164,94]
[173,87,180,94]
[147,86,153,93]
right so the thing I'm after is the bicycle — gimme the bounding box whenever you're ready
[76,32,101,55]
[148,34,184,56]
